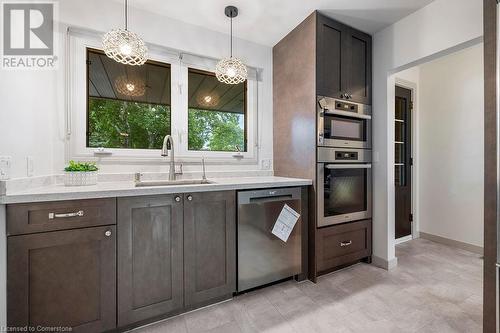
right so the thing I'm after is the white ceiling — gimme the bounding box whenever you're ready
[124,0,435,46]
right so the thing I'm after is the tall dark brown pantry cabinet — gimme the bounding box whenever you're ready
[273,11,373,281]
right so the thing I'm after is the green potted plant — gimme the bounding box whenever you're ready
[64,160,99,186]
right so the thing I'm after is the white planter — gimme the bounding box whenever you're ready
[64,171,98,186]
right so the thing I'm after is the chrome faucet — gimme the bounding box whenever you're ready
[161,135,176,181]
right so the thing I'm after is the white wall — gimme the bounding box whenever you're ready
[0,0,273,179]
[372,0,483,267]
[418,44,484,247]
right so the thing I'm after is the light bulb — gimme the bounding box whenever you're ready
[119,43,132,56]
[226,67,236,78]
[204,95,212,103]
[126,83,135,92]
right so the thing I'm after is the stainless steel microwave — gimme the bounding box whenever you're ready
[317,96,372,149]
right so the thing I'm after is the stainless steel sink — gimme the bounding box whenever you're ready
[135,179,214,187]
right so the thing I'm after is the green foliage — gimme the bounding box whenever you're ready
[88,98,171,149]
[88,97,245,152]
[188,109,245,152]
[64,160,98,172]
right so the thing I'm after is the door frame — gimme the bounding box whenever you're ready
[395,78,418,244]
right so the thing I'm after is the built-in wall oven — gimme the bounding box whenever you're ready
[317,96,372,149]
[317,147,372,227]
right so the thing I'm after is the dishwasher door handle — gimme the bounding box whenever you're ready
[249,195,294,203]
[238,187,302,205]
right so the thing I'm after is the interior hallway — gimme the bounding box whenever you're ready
[132,238,482,333]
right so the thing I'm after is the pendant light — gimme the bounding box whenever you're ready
[215,6,248,85]
[102,0,148,66]
[115,75,146,97]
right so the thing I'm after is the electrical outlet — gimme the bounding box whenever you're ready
[261,159,272,170]
[0,156,12,180]
[27,156,34,177]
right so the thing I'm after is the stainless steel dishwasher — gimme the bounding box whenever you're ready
[237,187,302,292]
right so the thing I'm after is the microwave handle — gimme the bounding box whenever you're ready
[325,164,372,169]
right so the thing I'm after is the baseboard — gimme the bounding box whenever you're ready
[372,255,398,271]
[395,235,413,244]
[419,232,484,255]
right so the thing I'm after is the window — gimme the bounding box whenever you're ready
[187,68,246,152]
[86,48,171,149]
[69,32,258,162]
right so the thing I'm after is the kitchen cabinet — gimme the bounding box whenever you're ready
[7,226,116,332]
[117,195,184,327]
[6,190,238,331]
[117,191,236,327]
[316,13,372,104]
[184,191,236,307]
[316,220,372,274]
[274,11,372,281]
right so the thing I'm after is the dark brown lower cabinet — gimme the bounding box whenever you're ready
[7,226,116,332]
[117,195,184,327]
[184,191,236,307]
[316,220,372,274]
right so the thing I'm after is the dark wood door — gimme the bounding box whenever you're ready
[343,27,372,105]
[316,14,346,99]
[117,195,184,327]
[183,191,236,308]
[7,226,116,332]
[395,86,413,239]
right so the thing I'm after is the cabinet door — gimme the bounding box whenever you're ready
[343,27,372,104]
[316,14,347,99]
[117,195,184,327]
[8,226,116,332]
[316,220,372,274]
[184,191,236,307]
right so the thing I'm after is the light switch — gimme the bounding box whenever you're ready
[0,156,12,180]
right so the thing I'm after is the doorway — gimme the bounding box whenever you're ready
[395,85,413,241]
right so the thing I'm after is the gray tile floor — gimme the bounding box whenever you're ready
[133,239,483,333]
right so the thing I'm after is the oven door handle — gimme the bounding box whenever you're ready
[325,164,372,169]
[323,109,372,120]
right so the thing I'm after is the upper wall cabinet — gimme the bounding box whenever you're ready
[316,13,372,105]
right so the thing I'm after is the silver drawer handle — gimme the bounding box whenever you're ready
[340,240,352,247]
[48,210,84,219]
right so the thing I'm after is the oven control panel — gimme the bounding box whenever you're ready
[335,101,358,113]
[335,151,358,160]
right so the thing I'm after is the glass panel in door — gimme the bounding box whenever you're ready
[324,168,367,217]
[324,114,366,141]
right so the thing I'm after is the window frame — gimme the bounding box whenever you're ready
[68,31,258,164]
[85,48,173,150]
[186,67,248,153]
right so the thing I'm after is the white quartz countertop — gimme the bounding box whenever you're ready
[0,176,312,204]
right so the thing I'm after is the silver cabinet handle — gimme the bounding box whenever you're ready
[105,230,112,237]
[48,210,84,219]
[187,195,193,201]
[175,196,181,202]
[340,240,352,247]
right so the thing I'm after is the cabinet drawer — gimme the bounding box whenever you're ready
[7,198,116,235]
[317,220,371,273]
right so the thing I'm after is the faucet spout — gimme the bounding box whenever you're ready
[161,135,176,181]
